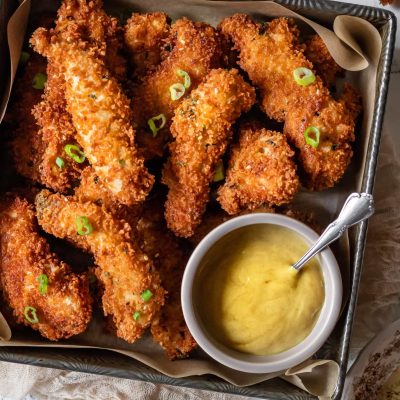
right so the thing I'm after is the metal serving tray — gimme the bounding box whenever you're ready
[0,0,396,398]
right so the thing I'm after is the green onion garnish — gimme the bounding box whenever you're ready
[213,160,225,182]
[141,289,153,302]
[64,144,86,163]
[55,157,65,169]
[32,72,47,90]
[19,51,30,66]
[24,306,39,324]
[169,83,185,101]
[133,311,140,321]
[304,126,320,148]
[76,216,93,236]
[177,69,191,89]
[293,67,316,87]
[37,274,49,295]
[147,114,167,137]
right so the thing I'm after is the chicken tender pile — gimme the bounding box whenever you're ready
[220,15,361,190]
[1,0,362,361]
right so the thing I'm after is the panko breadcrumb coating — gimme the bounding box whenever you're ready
[0,196,92,340]
[304,35,343,88]
[31,6,153,206]
[220,15,361,190]
[163,68,256,237]
[35,190,165,343]
[124,12,170,79]
[131,18,224,159]
[136,197,197,360]
[218,122,299,215]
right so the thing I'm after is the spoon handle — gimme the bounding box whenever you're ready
[292,193,375,271]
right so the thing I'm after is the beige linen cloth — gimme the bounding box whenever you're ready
[0,0,400,399]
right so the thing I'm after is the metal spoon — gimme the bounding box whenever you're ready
[292,192,375,271]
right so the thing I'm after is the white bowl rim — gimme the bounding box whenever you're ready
[181,213,343,374]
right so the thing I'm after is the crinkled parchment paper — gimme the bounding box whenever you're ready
[0,1,382,398]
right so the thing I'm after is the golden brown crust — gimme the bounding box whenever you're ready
[131,18,224,159]
[135,197,197,359]
[220,15,362,190]
[303,35,343,88]
[124,12,170,79]
[0,196,92,340]
[163,68,256,237]
[218,122,299,215]
[35,190,165,343]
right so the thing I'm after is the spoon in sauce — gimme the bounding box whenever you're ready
[292,192,375,271]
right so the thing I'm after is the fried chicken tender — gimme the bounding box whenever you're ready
[134,197,197,359]
[35,190,165,343]
[131,18,224,159]
[218,122,299,215]
[9,53,48,184]
[220,15,361,190]
[304,35,343,88]
[163,68,256,237]
[31,8,153,206]
[124,12,170,79]
[0,196,92,340]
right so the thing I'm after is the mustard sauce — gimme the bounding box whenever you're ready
[196,224,325,356]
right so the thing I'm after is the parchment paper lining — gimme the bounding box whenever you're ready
[0,1,382,398]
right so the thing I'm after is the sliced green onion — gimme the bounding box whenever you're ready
[64,144,85,163]
[213,160,225,182]
[177,69,191,89]
[55,157,65,169]
[147,114,167,137]
[76,216,93,236]
[24,306,39,324]
[293,67,316,87]
[169,83,185,101]
[37,274,49,295]
[32,72,47,90]
[19,51,30,66]
[141,289,153,302]
[304,126,320,148]
[133,311,140,321]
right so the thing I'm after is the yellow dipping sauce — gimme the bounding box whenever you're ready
[196,224,325,356]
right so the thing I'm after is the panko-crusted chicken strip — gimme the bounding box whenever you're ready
[220,15,361,190]
[35,190,165,343]
[304,35,343,88]
[10,53,48,183]
[124,12,170,79]
[131,18,224,159]
[135,198,197,359]
[163,69,256,237]
[31,20,153,206]
[284,83,361,190]
[0,197,92,340]
[218,123,299,215]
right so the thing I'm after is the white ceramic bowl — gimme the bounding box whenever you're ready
[181,213,343,374]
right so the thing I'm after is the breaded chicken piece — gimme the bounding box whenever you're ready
[218,122,299,215]
[131,18,224,159]
[220,15,361,190]
[0,196,92,340]
[304,35,343,88]
[10,53,48,184]
[284,83,361,189]
[163,69,256,237]
[35,190,165,343]
[124,12,170,79]
[135,197,197,359]
[31,2,152,206]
